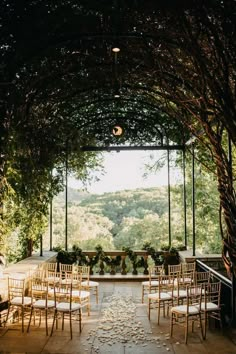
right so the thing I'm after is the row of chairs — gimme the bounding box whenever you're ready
[4,263,99,339]
[5,275,86,339]
[170,281,222,343]
[145,265,222,343]
[42,262,99,304]
[142,262,205,303]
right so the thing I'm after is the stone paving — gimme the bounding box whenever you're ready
[0,281,236,354]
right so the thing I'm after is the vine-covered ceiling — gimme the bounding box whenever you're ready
[1,0,235,151]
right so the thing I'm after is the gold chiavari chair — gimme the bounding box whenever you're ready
[59,263,73,278]
[50,282,82,339]
[172,271,194,306]
[170,283,204,344]
[27,279,55,336]
[44,270,61,285]
[148,274,174,324]
[181,262,196,274]
[168,264,182,278]
[194,271,211,285]
[199,281,222,339]
[5,277,32,332]
[141,265,164,303]
[31,267,45,281]
[44,262,58,273]
[70,272,91,316]
[74,265,99,304]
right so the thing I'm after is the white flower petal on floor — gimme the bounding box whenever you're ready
[88,294,154,346]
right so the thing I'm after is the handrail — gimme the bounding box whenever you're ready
[196,259,235,328]
[196,259,231,288]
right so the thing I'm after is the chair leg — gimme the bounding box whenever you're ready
[27,307,33,332]
[185,315,189,344]
[170,313,174,337]
[45,309,48,336]
[79,309,82,332]
[96,287,98,304]
[142,286,144,303]
[163,302,165,318]
[157,301,161,325]
[148,299,151,320]
[21,307,24,332]
[40,310,43,326]
[5,306,11,327]
[198,313,204,340]
[62,313,64,330]
[70,312,72,339]
[50,311,56,336]
[218,313,223,329]
[204,312,207,339]
[87,301,90,316]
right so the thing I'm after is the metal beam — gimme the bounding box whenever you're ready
[81,145,184,152]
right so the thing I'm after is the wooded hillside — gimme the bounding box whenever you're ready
[43,180,221,254]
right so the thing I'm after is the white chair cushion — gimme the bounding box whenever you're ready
[34,299,55,309]
[148,292,172,300]
[81,280,99,287]
[171,290,187,298]
[61,279,72,285]
[142,280,159,286]
[174,277,192,285]
[198,302,219,311]
[32,285,47,292]
[57,302,81,312]
[171,305,199,315]
[45,276,60,282]
[11,296,31,305]
[71,290,90,299]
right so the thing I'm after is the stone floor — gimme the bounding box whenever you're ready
[0,281,236,354]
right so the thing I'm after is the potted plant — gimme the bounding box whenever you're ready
[72,245,99,275]
[122,247,144,275]
[142,242,163,266]
[103,255,122,275]
[161,246,180,274]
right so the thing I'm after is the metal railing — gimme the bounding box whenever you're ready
[196,259,234,327]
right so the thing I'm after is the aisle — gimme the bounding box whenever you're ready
[0,282,235,354]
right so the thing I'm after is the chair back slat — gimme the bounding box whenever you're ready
[181,262,196,273]
[168,264,181,277]
[194,271,211,285]
[73,265,90,283]
[8,278,25,302]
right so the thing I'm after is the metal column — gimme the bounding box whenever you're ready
[49,199,53,251]
[192,145,196,256]
[40,234,43,256]
[65,147,68,251]
[183,148,187,248]
[167,149,171,247]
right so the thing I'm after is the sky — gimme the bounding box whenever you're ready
[68,150,182,194]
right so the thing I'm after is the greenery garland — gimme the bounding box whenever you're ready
[103,255,122,266]
[142,242,163,266]
[56,243,180,271]
[122,246,144,268]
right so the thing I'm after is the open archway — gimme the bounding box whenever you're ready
[1,1,236,278]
